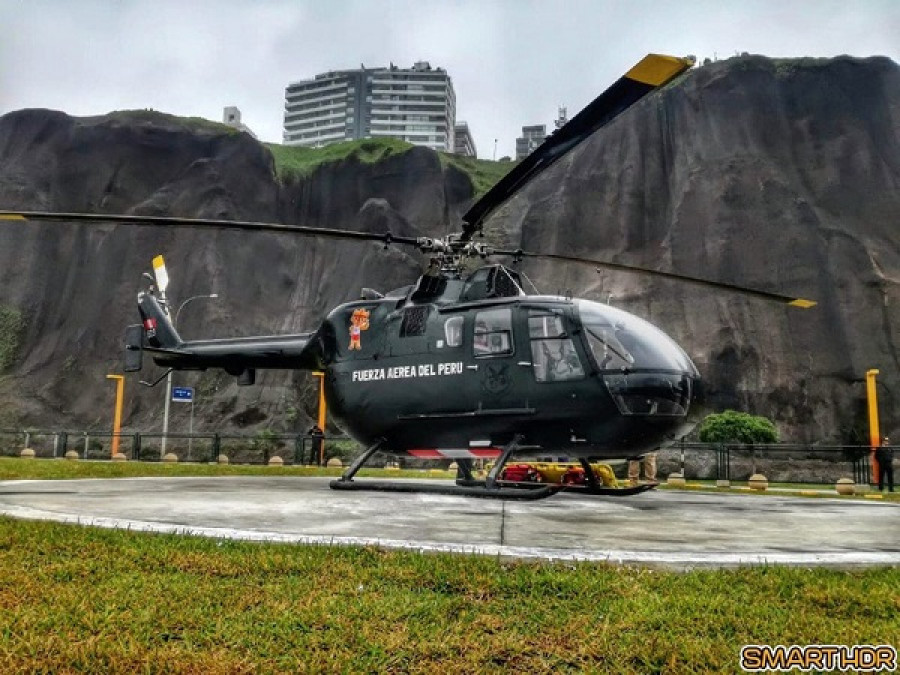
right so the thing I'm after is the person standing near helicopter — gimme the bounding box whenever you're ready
[308,424,325,466]
[628,452,658,485]
[875,436,894,492]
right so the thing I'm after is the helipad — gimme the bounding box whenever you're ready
[1,477,897,569]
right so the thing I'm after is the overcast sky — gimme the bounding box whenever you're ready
[1,0,897,159]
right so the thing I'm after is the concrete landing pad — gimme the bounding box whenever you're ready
[1,477,897,569]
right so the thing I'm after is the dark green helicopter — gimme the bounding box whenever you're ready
[0,54,815,499]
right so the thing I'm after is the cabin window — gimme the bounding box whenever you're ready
[528,309,584,382]
[444,316,463,347]
[473,308,513,357]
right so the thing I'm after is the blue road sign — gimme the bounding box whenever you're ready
[172,386,194,403]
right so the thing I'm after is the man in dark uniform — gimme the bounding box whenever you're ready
[308,424,325,466]
[875,436,894,492]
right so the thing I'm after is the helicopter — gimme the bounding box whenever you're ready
[0,54,816,499]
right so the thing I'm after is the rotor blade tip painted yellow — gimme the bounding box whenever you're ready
[0,213,26,221]
[626,54,693,86]
[152,255,165,269]
[788,298,817,309]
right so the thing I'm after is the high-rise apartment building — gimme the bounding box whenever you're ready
[453,121,477,157]
[515,124,546,160]
[283,61,456,152]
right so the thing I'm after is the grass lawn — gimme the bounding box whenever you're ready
[0,518,897,673]
[0,456,444,482]
[0,458,897,671]
[2,457,896,502]
[657,480,900,502]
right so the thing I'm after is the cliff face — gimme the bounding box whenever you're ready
[0,111,468,431]
[499,55,900,441]
[0,54,898,441]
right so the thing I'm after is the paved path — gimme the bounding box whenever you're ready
[1,476,897,569]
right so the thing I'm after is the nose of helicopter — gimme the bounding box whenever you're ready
[576,299,701,419]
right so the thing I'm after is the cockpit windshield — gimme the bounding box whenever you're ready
[576,300,698,374]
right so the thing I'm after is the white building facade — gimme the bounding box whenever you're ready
[453,121,477,157]
[515,124,547,160]
[283,61,456,152]
[222,106,257,138]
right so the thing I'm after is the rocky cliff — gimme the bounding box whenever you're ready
[501,55,900,442]
[0,54,898,442]
[0,110,470,433]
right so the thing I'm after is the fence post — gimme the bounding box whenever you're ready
[53,432,60,458]
[295,435,303,465]
[853,450,871,486]
[716,443,731,481]
[133,433,141,461]
[59,432,68,457]
[212,434,220,463]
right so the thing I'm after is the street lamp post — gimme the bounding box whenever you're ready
[161,293,218,458]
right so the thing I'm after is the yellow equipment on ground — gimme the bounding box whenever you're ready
[486,461,619,487]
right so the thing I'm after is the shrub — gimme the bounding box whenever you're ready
[698,410,779,444]
[249,429,280,459]
[325,439,362,464]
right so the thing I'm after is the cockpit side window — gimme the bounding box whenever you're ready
[473,308,514,357]
[444,316,463,347]
[576,299,698,373]
[584,322,635,370]
[528,309,584,382]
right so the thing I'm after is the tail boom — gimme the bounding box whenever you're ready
[134,290,322,374]
[148,334,322,372]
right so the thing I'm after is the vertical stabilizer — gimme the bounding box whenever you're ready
[137,291,181,348]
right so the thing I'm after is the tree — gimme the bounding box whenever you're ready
[698,410,779,444]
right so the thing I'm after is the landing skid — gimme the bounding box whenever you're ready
[330,479,564,500]
[561,482,658,497]
[329,438,658,500]
[460,479,658,497]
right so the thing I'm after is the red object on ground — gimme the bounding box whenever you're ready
[500,464,541,482]
[561,467,586,485]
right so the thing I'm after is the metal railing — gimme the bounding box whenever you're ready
[0,429,357,466]
[652,441,882,486]
[0,430,891,485]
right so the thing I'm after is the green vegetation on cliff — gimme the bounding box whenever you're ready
[265,137,415,181]
[99,109,237,135]
[439,153,517,198]
[0,305,25,372]
[266,137,515,198]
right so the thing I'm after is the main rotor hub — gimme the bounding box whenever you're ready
[415,232,494,274]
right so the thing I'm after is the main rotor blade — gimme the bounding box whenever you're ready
[494,248,817,308]
[461,54,693,240]
[0,210,423,248]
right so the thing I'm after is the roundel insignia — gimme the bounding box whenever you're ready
[482,363,510,394]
